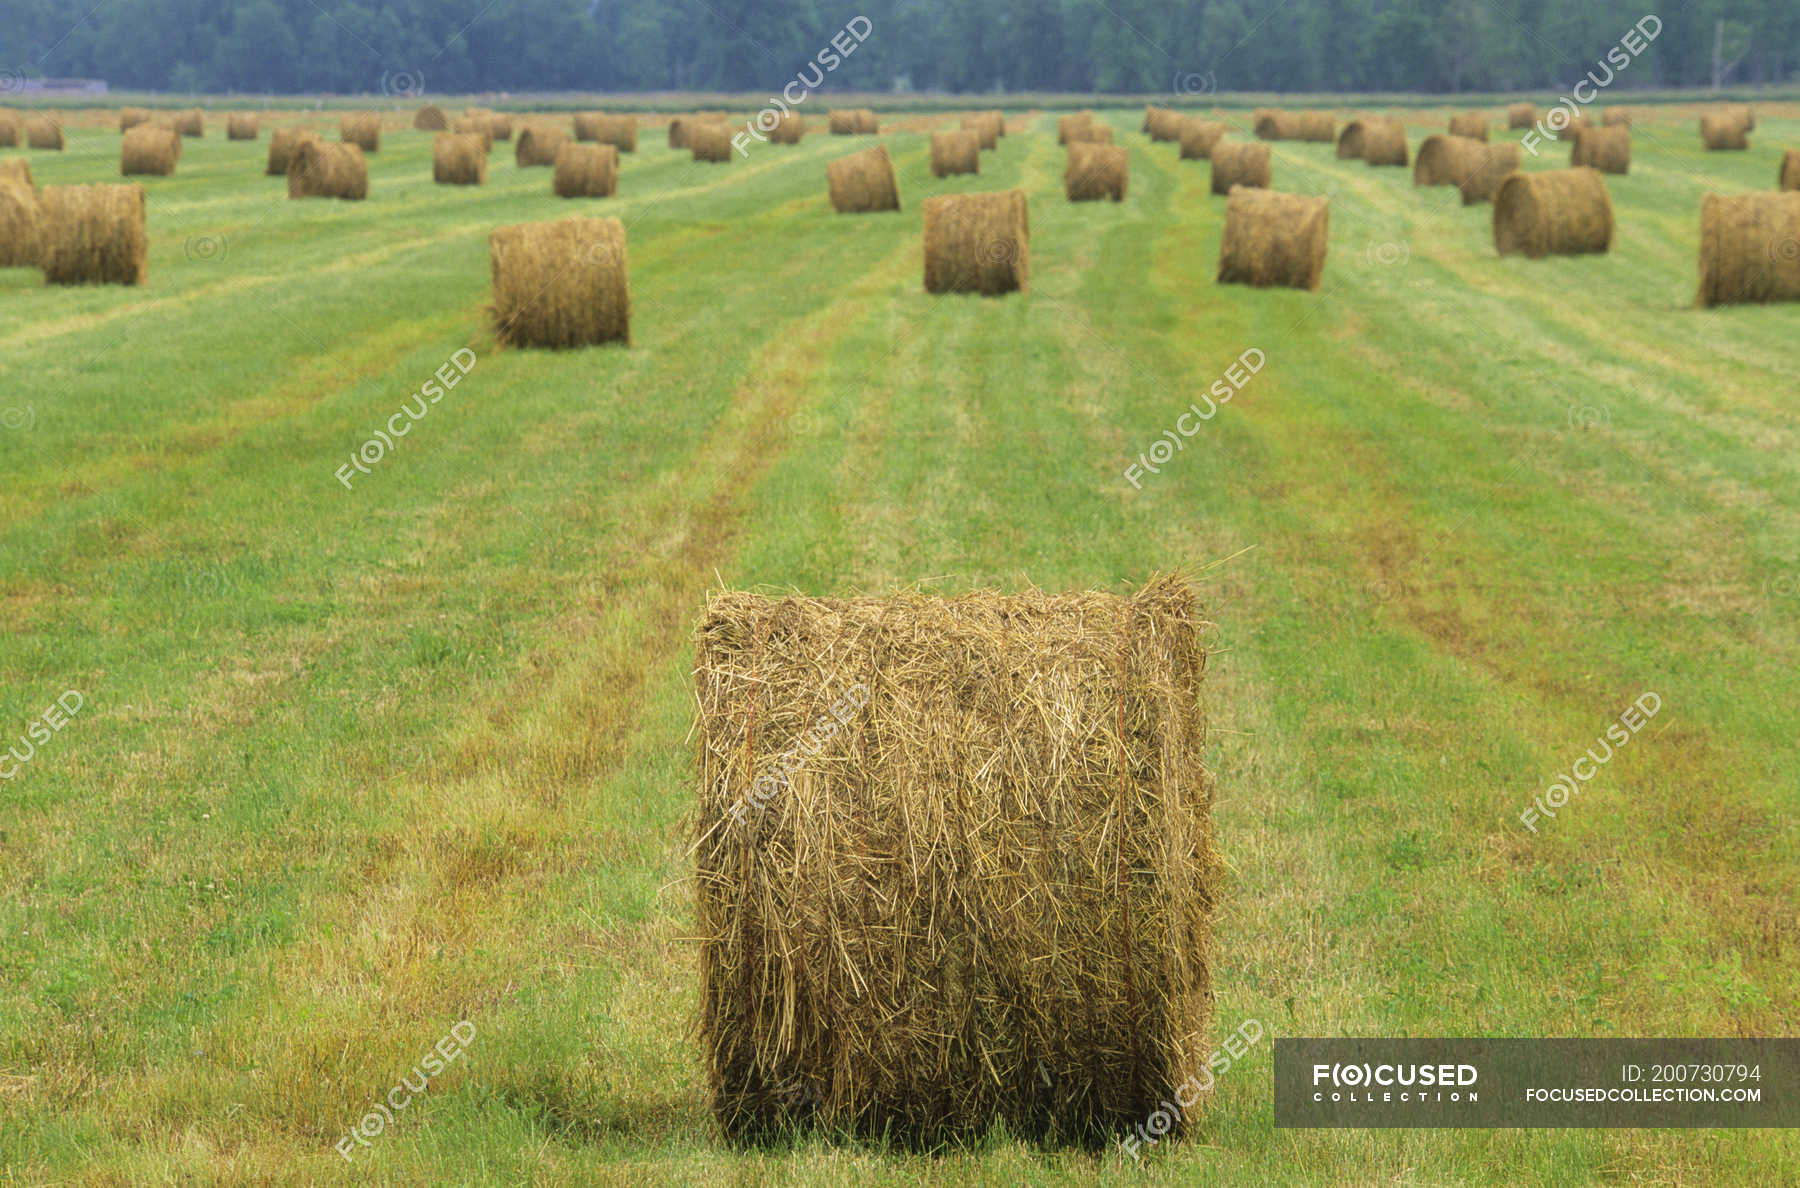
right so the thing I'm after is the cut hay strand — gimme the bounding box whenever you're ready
[414,104,449,131]
[1178,118,1226,161]
[1254,109,1335,142]
[489,215,629,348]
[769,112,805,144]
[694,576,1212,1147]
[1412,134,1484,188]
[1209,140,1271,196]
[930,130,980,178]
[0,175,40,269]
[120,125,182,176]
[1336,118,1407,166]
[339,113,380,152]
[826,144,900,214]
[1448,112,1489,141]
[1506,103,1536,129]
[516,122,569,167]
[432,133,488,185]
[25,117,64,151]
[1064,142,1127,202]
[689,122,731,163]
[38,183,146,285]
[1217,187,1328,290]
[287,140,367,200]
[1057,111,1094,145]
[1493,167,1613,258]
[266,128,320,175]
[1700,109,1751,151]
[226,113,259,140]
[1570,126,1630,175]
[452,115,494,153]
[1458,143,1522,205]
[1602,108,1632,127]
[961,113,1000,150]
[1696,193,1800,307]
[922,188,1028,296]
[1782,150,1800,193]
[171,109,204,138]
[552,142,618,197]
[575,113,638,152]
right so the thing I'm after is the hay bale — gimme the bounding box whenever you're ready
[1209,140,1270,196]
[552,142,618,197]
[120,125,182,176]
[1493,167,1613,258]
[171,109,204,138]
[689,121,731,163]
[414,104,449,130]
[288,140,367,200]
[1697,192,1800,307]
[340,113,380,152]
[1601,108,1632,127]
[1458,142,1521,205]
[922,189,1027,296]
[694,576,1212,1146]
[0,174,40,269]
[1700,109,1751,150]
[452,115,494,152]
[1412,133,1485,188]
[1217,187,1328,290]
[37,183,146,285]
[983,109,1006,137]
[769,112,804,144]
[930,130,980,178]
[1065,142,1127,202]
[266,128,320,175]
[226,113,259,140]
[26,117,64,151]
[0,110,18,148]
[433,132,488,185]
[961,113,1000,150]
[1144,106,1184,142]
[1552,113,1590,142]
[489,215,629,348]
[668,116,691,148]
[828,109,864,135]
[1066,122,1113,145]
[1336,117,1407,166]
[826,144,900,214]
[1448,112,1489,141]
[1057,111,1094,145]
[1570,125,1629,175]
[575,113,638,152]
[1506,103,1536,129]
[1781,149,1800,193]
[1254,109,1335,142]
[489,113,513,141]
[0,158,32,187]
[1178,118,1226,161]
[516,122,569,167]
[118,107,152,132]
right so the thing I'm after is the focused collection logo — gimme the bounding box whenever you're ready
[1311,1062,1479,1104]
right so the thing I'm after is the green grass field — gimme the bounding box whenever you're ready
[2,104,1796,1185]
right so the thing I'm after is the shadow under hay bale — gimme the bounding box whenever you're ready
[1507,103,1536,129]
[1179,118,1226,161]
[226,113,259,140]
[119,107,152,133]
[930,129,980,178]
[1494,167,1613,258]
[267,128,320,175]
[490,215,629,348]
[26,117,64,151]
[1217,187,1329,290]
[121,125,181,176]
[689,122,731,163]
[1571,126,1629,175]
[172,109,204,138]
[414,104,449,131]
[1459,143,1521,205]
[575,113,638,152]
[38,183,146,285]
[961,113,1000,150]
[1254,109,1335,142]
[288,140,367,200]
[1700,109,1751,150]
[552,142,618,197]
[0,174,40,269]
[827,144,900,213]
[1697,192,1800,307]
[1065,142,1127,202]
[1782,150,1800,193]
[516,123,569,166]
[1209,140,1270,195]
[340,113,380,152]
[694,576,1215,1149]
[1337,118,1407,166]
[922,189,1028,295]
[433,133,488,185]
[1412,134,1484,188]
[1057,111,1093,145]
[452,115,493,153]
[1448,112,1489,141]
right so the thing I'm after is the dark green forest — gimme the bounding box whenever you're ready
[3,0,1793,95]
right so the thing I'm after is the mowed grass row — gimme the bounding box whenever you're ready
[1,108,1795,1183]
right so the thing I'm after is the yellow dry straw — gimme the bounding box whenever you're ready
[693,575,1214,1146]
[1210,140,1271,195]
[432,133,488,185]
[552,142,619,197]
[38,183,147,285]
[1065,142,1127,202]
[489,215,630,348]
[1696,192,1800,307]
[930,130,980,178]
[1570,126,1630,174]
[922,188,1028,295]
[288,140,367,200]
[1217,187,1329,290]
[1493,167,1614,258]
[121,125,182,176]
[1178,118,1226,161]
[826,143,900,213]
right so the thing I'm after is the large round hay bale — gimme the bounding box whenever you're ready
[983,109,1006,137]
[828,109,863,135]
[1459,142,1521,205]
[433,132,488,185]
[266,128,320,175]
[689,121,731,163]
[768,112,804,144]
[1066,122,1113,145]
[960,113,1000,150]
[668,116,691,148]
[1601,107,1632,127]
[1448,112,1489,141]
[1570,125,1629,175]
[1217,187,1328,290]
[1781,149,1800,193]
[452,115,494,152]
[489,112,513,141]
[121,125,182,176]
[288,140,367,200]
[855,108,879,134]
[38,183,146,285]
[1696,192,1800,307]
[340,113,380,152]
[1552,113,1590,142]
[922,189,1027,296]
[1412,133,1485,187]
[1493,167,1613,258]
[516,122,569,166]
[1144,105,1183,142]
[172,109,204,138]
[1254,109,1334,142]
[930,129,980,178]
[1506,103,1536,129]
[694,577,1213,1146]
[1178,118,1226,161]
[26,117,64,151]
[414,104,449,131]
[1700,109,1750,150]
[1056,111,1093,145]
[1210,140,1270,195]
[552,142,618,197]
[575,113,638,152]
[118,107,152,133]
[826,143,900,214]
[1065,142,1127,202]
[226,113,259,140]
[490,216,629,348]
[0,174,40,269]
[0,110,20,148]
[1336,117,1407,166]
